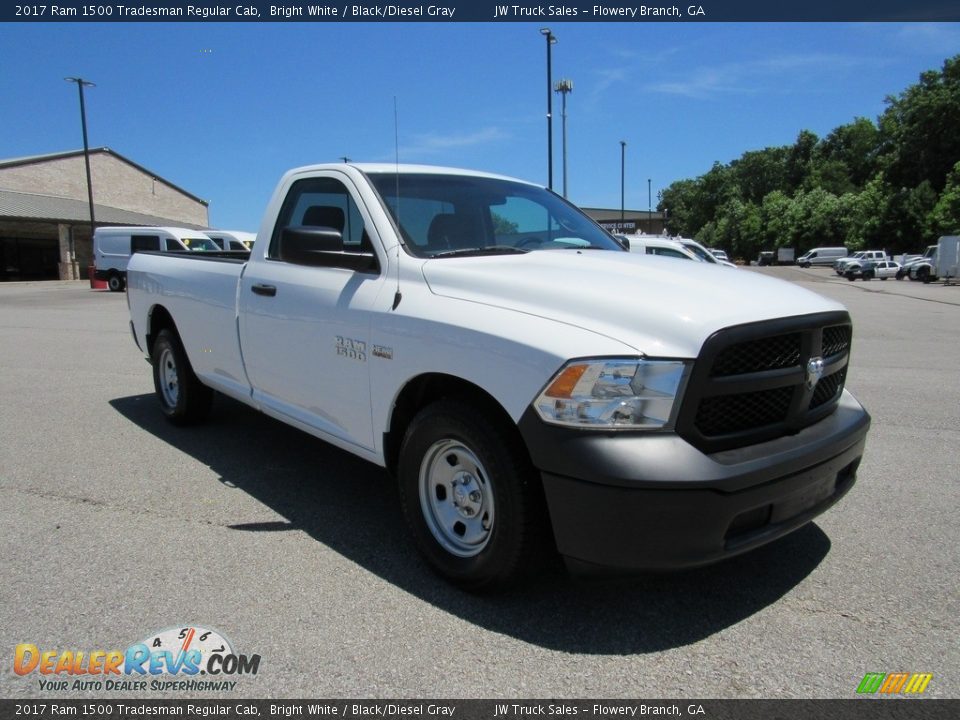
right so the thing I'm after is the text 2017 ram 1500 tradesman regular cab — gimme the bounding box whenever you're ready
[126,163,871,590]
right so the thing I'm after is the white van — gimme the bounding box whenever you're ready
[203,230,256,252]
[93,226,218,291]
[797,247,848,268]
[619,235,700,260]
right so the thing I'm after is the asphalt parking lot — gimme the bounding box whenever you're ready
[1,267,957,700]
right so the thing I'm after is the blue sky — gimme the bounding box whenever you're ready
[2,21,959,230]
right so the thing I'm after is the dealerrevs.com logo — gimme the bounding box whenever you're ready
[14,625,261,692]
[857,672,933,695]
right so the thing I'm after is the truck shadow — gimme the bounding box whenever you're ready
[110,392,831,655]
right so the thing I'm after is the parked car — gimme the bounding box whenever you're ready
[93,226,218,292]
[847,260,900,281]
[125,161,870,590]
[204,230,256,252]
[709,249,729,262]
[908,236,960,283]
[757,251,775,266]
[797,247,847,268]
[898,246,936,280]
[680,238,736,267]
[835,250,887,275]
[625,236,700,261]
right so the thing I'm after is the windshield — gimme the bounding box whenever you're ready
[681,240,717,263]
[367,172,624,258]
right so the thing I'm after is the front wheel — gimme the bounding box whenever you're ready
[151,328,213,425]
[397,399,543,590]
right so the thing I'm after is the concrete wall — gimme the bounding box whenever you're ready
[0,152,208,226]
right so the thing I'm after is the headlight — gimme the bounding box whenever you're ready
[534,358,688,429]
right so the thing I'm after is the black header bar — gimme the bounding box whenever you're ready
[1,699,958,720]
[4,1,960,23]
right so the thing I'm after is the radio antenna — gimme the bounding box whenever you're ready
[392,95,403,310]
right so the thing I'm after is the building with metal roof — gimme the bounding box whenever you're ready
[0,148,208,281]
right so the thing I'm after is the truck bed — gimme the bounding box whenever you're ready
[127,251,252,404]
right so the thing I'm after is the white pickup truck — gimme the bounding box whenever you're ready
[126,163,871,590]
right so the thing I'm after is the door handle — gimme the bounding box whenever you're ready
[251,283,277,297]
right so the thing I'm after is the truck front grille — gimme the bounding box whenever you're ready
[677,312,852,453]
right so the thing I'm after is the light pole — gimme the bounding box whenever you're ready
[540,28,557,191]
[620,141,626,230]
[64,77,96,233]
[555,79,573,199]
[648,178,652,233]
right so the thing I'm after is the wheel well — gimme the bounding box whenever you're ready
[145,305,177,357]
[383,373,523,476]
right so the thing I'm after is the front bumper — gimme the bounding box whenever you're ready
[518,390,870,573]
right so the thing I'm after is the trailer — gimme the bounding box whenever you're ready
[777,247,795,265]
[936,236,959,284]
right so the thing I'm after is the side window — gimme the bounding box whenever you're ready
[131,235,161,253]
[164,238,182,252]
[270,176,368,259]
[651,247,688,259]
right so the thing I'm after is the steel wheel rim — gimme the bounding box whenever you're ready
[419,439,495,558]
[158,347,179,408]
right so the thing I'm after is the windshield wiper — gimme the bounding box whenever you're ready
[430,246,530,258]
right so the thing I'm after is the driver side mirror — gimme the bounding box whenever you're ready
[279,227,378,272]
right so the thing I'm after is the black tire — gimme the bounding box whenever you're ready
[896,271,905,280]
[107,274,125,292]
[919,267,932,284]
[880,276,887,281]
[397,399,543,591]
[846,273,855,281]
[151,328,213,425]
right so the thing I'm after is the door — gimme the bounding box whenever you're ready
[239,173,385,451]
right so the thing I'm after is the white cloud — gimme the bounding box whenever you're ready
[644,53,880,99]
[895,23,960,55]
[398,127,508,158]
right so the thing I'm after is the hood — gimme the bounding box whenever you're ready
[421,250,845,358]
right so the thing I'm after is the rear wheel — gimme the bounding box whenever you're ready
[151,328,212,425]
[107,274,125,292]
[397,399,543,591]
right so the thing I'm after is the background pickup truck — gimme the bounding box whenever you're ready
[127,163,871,590]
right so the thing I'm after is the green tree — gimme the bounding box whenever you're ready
[730,147,788,204]
[879,55,960,193]
[659,179,699,236]
[816,117,881,189]
[758,190,791,249]
[927,161,960,236]
[785,130,819,192]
